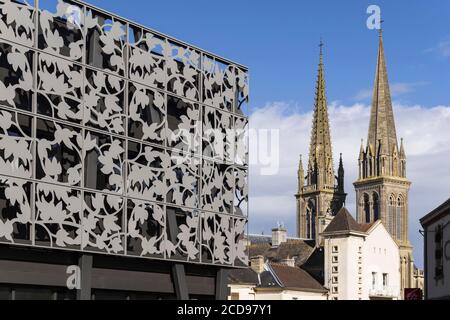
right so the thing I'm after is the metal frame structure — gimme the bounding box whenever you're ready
[0,0,249,273]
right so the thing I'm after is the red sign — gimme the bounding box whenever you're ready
[404,288,423,300]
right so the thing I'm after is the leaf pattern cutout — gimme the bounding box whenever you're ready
[0,109,33,179]
[127,200,165,257]
[234,168,248,216]
[38,0,84,61]
[202,161,233,214]
[128,83,166,144]
[36,119,82,186]
[165,207,200,261]
[0,176,32,243]
[84,68,125,134]
[235,117,249,166]
[83,192,124,254]
[127,142,168,202]
[203,105,234,162]
[85,9,126,76]
[0,0,35,47]
[0,41,33,111]
[203,56,235,111]
[37,53,83,123]
[35,183,82,248]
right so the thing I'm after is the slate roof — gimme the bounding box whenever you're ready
[248,239,316,267]
[300,247,325,284]
[228,264,326,293]
[228,267,258,285]
[269,263,327,292]
[323,207,371,234]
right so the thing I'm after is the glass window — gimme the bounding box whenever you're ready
[13,287,54,300]
[382,273,388,288]
[0,286,11,300]
[373,193,379,221]
[372,272,377,289]
[363,193,370,223]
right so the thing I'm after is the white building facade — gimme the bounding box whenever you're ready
[323,208,401,300]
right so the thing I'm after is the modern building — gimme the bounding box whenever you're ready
[353,30,415,296]
[0,0,248,300]
[296,43,346,246]
[322,207,401,300]
[420,199,450,300]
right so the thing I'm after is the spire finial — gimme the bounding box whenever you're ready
[379,17,384,37]
[319,38,324,63]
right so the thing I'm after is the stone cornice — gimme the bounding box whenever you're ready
[353,176,411,188]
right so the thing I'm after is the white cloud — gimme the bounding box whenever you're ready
[425,39,450,57]
[248,102,450,268]
[354,82,429,101]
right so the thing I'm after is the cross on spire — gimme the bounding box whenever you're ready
[319,38,324,57]
[379,18,384,36]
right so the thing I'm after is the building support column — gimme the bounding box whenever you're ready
[171,264,189,300]
[167,208,189,300]
[77,254,93,300]
[215,268,229,300]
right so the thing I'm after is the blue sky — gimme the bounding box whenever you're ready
[87,0,450,109]
[85,1,450,268]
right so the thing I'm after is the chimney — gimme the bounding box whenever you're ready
[281,257,296,267]
[272,227,287,247]
[250,256,265,274]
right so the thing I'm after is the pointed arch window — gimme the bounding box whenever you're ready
[388,195,395,237]
[363,193,370,223]
[373,192,380,221]
[306,200,316,239]
[396,196,404,241]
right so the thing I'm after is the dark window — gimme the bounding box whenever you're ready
[364,193,370,223]
[435,224,444,279]
[373,193,379,221]
[13,287,54,300]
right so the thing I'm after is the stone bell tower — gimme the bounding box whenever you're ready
[353,30,414,295]
[296,42,346,246]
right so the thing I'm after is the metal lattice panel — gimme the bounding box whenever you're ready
[0,0,248,267]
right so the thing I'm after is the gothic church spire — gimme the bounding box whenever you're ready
[297,41,346,244]
[307,41,334,188]
[367,31,398,156]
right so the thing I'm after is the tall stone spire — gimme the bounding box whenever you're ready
[337,153,344,193]
[296,41,346,245]
[307,40,334,188]
[353,30,415,296]
[367,31,398,157]
[298,155,304,191]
